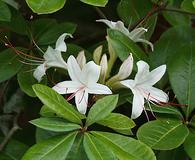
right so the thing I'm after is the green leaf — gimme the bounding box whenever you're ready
[163,9,191,26]
[184,132,195,160]
[83,133,116,160]
[0,1,11,22]
[0,49,23,83]
[80,0,108,7]
[1,138,29,160]
[181,0,195,13]
[92,131,156,160]
[22,132,77,160]
[1,0,19,9]
[25,0,66,14]
[156,146,187,160]
[193,0,195,8]
[0,153,12,160]
[40,105,56,117]
[33,84,84,124]
[168,42,195,118]
[17,66,47,97]
[107,29,147,61]
[30,117,81,132]
[146,105,183,118]
[97,113,135,135]
[66,134,88,160]
[137,120,189,150]
[86,95,118,126]
[32,20,76,45]
[117,0,157,39]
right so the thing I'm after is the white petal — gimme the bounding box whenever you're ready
[87,83,112,94]
[131,89,145,119]
[145,65,166,85]
[80,61,101,85]
[52,81,81,94]
[75,90,88,114]
[141,86,168,103]
[96,19,117,28]
[129,27,147,41]
[120,80,135,90]
[76,50,86,69]
[33,63,46,82]
[67,55,82,81]
[117,53,133,80]
[44,46,67,69]
[55,33,72,52]
[134,61,150,84]
[135,38,154,51]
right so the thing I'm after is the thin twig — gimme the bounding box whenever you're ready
[0,115,20,151]
[94,7,107,19]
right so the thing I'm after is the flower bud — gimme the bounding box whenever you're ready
[117,53,133,80]
[99,54,108,83]
[76,50,86,69]
[93,45,103,64]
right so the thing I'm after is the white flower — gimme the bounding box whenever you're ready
[33,33,71,82]
[99,54,108,83]
[97,19,153,51]
[53,55,112,114]
[120,61,168,119]
[76,50,86,69]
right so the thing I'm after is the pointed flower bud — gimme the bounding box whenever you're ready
[117,53,133,80]
[76,50,86,69]
[99,54,108,83]
[93,45,103,64]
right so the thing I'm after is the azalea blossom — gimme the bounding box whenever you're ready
[120,61,168,119]
[53,55,112,114]
[97,19,153,51]
[33,33,72,82]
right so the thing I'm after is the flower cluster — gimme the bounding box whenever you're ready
[32,19,168,119]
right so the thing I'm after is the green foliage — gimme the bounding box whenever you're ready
[25,0,67,14]
[32,84,84,124]
[0,49,23,83]
[86,95,118,126]
[137,120,189,150]
[181,0,195,13]
[97,113,135,135]
[184,132,195,160]
[0,1,11,22]
[107,29,147,61]
[80,0,109,7]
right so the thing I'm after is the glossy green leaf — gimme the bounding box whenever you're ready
[66,134,88,160]
[181,0,195,13]
[193,0,195,7]
[80,0,108,7]
[146,105,183,118]
[97,113,135,135]
[107,29,147,61]
[92,131,156,160]
[33,84,84,124]
[31,19,76,45]
[0,49,22,83]
[83,133,116,160]
[184,132,195,160]
[30,117,81,132]
[137,120,189,150]
[86,95,118,126]
[0,1,11,22]
[40,105,56,117]
[22,132,77,160]
[0,153,12,160]
[168,42,195,118]
[25,0,66,14]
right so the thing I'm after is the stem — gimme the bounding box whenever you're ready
[0,115,20,151]
[94,7,107,19]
